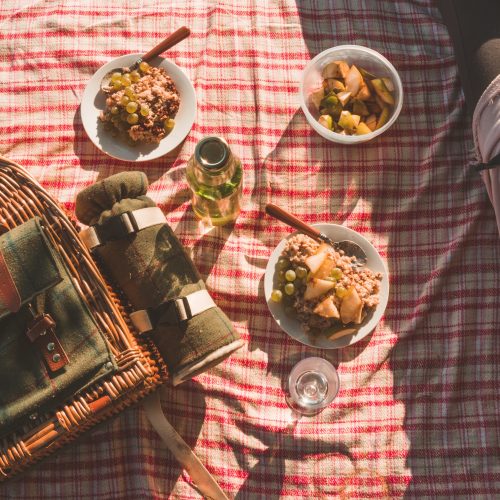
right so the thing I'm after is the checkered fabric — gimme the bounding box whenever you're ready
[0,0,499,498]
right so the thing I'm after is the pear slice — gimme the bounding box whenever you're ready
[314,296,340,319]
[325,78,345,93]
[322,62,340,79]
[339,287,363,324]
[314,256,336,279]
[351,114,361,128]
[365,114,377,131]
[371,79,395,106]
[358,67,377,80]
[318,114,333,130]
[304,243,330,274]
[381,77,395,92]
[337,91,352,107]
[355,122,372,135]
[310,88,325,111]
[376,106,391,129]
[304,278,336,301]
[333,60,350,79]
[345,65,364,96]
[338,110,356,131]
[356,83,372,101]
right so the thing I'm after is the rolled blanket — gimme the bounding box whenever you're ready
[75,171,243,385]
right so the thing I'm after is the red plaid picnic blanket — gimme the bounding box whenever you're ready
[1,1,499,498]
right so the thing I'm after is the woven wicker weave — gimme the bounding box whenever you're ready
[0,156,168,481]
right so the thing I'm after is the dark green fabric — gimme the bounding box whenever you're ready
[75,172,240,381]
[0,218,61,319]
[0,218,117,438]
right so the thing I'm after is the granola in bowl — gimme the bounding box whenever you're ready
[100,62,180,144]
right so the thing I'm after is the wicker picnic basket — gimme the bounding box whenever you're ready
[0,156,168,481]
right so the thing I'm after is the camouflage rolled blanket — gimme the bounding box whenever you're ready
[75,171,243,385]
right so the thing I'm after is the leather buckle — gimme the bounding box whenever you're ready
[95,212,138,244]
[26,312,69,373]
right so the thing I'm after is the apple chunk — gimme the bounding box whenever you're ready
[339,286,363,324]
[304,279,336,301]
[304,243,330,274]
[314,296,340,319]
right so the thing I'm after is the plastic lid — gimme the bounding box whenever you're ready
[194,136,229,170]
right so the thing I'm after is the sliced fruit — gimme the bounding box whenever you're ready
[355,122,372,135]
[304,243,330,274]
[376,106,391,129]
[322,62,340,79]
[314,296,340,319]
[356,83,371,101]
[310,88,325,111]
[351,114,361,128]
[372,79,395,106]
[345,65,363,96]
[374,94,386,110]
[352,100,369,117]
[325,78,345,93]
[320,93,342,118]
[333,60,350,79]
[318,114,333,130]
[314,256,336,279]
[339,286,363,324]
[337,91,352,107]
[304,278,336,301]
[381,77,395,92]
[338,110,356,131]
[365,114,377,131]
[358,67,377,80]
[328,327,357,341]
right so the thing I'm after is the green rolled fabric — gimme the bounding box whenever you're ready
[75,172,243,385]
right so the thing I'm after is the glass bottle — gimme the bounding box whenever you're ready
[186,136,243,226]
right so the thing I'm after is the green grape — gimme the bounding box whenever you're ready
[125,87,136,99]
[120,95,130,106]
[295,266,307,279]
[164,118,175,131]
[284,283,295,295]
[139,61,150,73]
[331,268,343,280]
[127,113,139,124]
[140,105,150,116]
[277,258,289,270]
[285,270,296,282]
[270,289,283,303]
[111,72,122,82]
[126,101,138,113]
[121,75,131,87]
[335,286,347,298]
[112,82,123,91]
[130,70,140,82]
[110,106,119,115]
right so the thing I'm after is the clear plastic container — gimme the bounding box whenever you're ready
[299,45,403,144]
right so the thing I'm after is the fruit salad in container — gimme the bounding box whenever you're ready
[100,62,180,144]
[271,234,383,340]
[310,60,395,136]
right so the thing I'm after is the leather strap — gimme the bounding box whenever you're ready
[0,248,21,313]
[130,289,217,334]
[143,392,229,500]
[80,207,166,250]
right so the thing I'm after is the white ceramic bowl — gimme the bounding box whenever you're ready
[81,54,196,162]
[264,224,389,349]
[299,45,403,144]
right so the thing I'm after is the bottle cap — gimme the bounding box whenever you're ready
[195,136,229,171]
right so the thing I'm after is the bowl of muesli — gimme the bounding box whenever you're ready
[264,224,389,349]
[81,54,196,161]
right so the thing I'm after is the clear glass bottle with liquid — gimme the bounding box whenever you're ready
[186,136,243,226]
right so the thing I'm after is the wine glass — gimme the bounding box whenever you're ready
[285,357,340,416]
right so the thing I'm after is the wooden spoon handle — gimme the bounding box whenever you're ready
[265,203,321,240]
[142,26,191,62]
